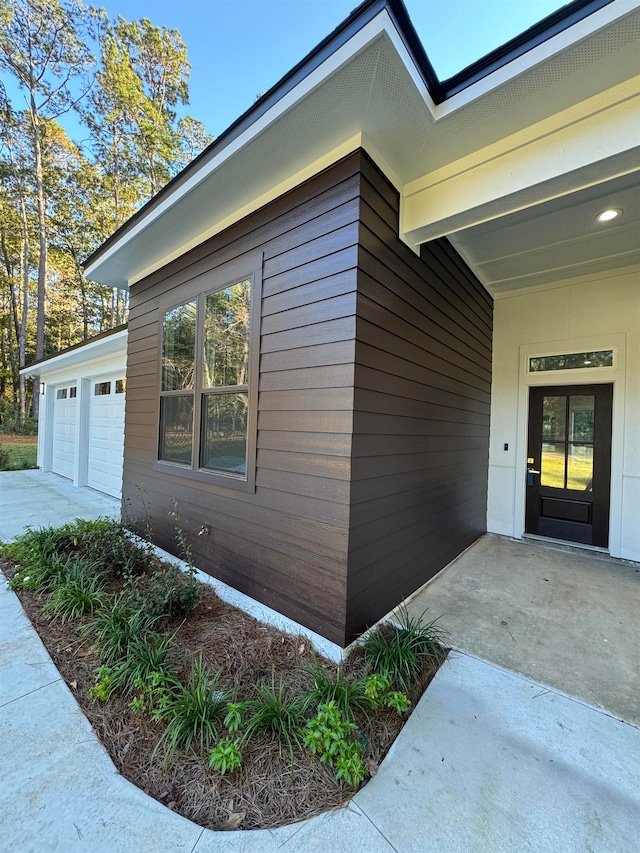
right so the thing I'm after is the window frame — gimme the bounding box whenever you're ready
[155,252,262,493]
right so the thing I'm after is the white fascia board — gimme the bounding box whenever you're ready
[434,0,639,119]
[84,10,404,286]
[20,330,127,378]
[402,78,640,244]
[129,134,365,286]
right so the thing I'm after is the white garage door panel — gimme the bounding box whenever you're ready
[88,379,125,498]
[52,391,77,479]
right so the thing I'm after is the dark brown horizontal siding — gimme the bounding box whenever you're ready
[123,148,492,647]
[123,154,361,644]
[344,150,492,642]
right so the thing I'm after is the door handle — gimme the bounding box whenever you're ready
[527,468,540,474]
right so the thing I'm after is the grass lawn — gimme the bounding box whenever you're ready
[0,434,38,471]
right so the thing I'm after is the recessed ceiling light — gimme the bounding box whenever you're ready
[596,208,622,222]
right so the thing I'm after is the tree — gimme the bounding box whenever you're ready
[87,16,191,204]
[0,0,96,418]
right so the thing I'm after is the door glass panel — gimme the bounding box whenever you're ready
[568,396,594,441]
[542,396,566,441]
[567,445,593,491]
[541,442,566,488]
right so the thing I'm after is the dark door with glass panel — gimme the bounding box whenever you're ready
[526,384,612,547]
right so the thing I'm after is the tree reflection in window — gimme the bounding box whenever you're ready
[202,280,250,389]
[529,350,613,372]
[162,302,196,391]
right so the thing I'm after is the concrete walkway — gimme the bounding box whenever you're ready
[1,471,639,851]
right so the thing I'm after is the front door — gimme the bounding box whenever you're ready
[526,384,612,547]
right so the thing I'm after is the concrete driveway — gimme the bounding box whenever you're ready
[404,534,640,726]
[0,470,120,542]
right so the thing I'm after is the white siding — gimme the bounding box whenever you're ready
[487,265,640,561]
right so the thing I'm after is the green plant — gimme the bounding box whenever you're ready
[152,654,231,766]
[242,669,306,758]
[109,630,177,697]
[42,562,106,622]
[169,499,195,574]
[303,701,365,787]
[0,443,9,468]
[83,596,157,665]
[363,672,392,704]
[362,606,447,690]
[304,661,370,722]
[209,738,242,774]
[89,665,115,702]
[224,702,244,733]
[124,563,201,620]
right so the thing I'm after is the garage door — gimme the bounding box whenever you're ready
[52,385,77,479]
[87,377,125,498]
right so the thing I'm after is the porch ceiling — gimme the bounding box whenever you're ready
[449,169,640,295]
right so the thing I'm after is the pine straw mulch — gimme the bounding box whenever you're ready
[1,555,443,831]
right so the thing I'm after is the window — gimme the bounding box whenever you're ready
[529,350,613,373]
[56,388,67,400]
[69,386,77,398]
[95,381,111,396]
[158,269,259,488]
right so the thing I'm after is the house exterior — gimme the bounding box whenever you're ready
[83,0,640,646]
[22,327,127,498]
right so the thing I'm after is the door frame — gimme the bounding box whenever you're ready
[514,333,626,554]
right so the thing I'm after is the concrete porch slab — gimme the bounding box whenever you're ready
[403,534,640,725]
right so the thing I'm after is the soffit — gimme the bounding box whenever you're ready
[449,171,640,294]
[84,2,640,288]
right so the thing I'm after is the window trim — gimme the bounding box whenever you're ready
[155,252,262,493]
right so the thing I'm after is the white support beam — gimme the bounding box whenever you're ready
[401,79,640,248]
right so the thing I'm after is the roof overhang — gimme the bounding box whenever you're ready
[84,0,640,294]
[20,328,128,378]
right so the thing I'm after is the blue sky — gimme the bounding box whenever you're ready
[7,0,565,143]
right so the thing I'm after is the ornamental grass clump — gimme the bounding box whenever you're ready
[242,669,307,759]
[304,660,370,722]
[83,594,157,665]
[152,654,231,767]
[362,606,448,691]
[41,561,107,622]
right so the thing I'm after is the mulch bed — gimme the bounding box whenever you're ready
[1,554,442,831]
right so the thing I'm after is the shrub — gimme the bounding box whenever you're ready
[123,563,201,620]
[0,443,9,468]
[362,606,447,690]
[153,654,231,766]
